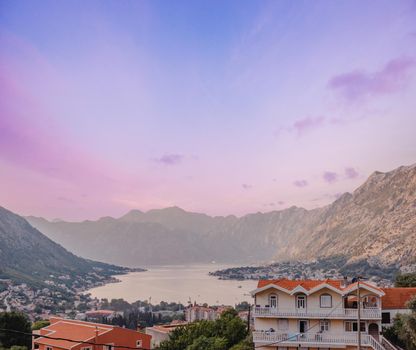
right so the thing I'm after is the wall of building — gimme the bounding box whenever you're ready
[255,287,345,311]
[145,328,170,349]
[381,308,411,326]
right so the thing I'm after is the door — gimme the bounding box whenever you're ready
[299,320,308,333]
[369,323,379,340]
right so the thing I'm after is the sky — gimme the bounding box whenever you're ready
[1,0,416,221]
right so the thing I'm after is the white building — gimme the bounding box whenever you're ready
[380,287,416,326]
[185,304,229,322]
[145,321,188,348]
[250,278,415,350]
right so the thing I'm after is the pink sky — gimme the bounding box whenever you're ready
[1,0,416,220]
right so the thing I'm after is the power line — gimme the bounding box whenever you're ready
[0,328,146,350]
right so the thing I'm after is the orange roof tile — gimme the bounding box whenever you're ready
[35,318,114,349]
[256,279,383,293]
[381,288,416,309]
[257,279,343,290]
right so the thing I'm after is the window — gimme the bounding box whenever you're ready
[269,294,278,308]
[320,294,332,308]
[296,294,306,309]
[382,312,391,324]
[136,340,143,348]
[46,347,53,350]
[104,345,114,350]
[278,319,289,330]
[319,320,330,332]
[345,321,366,332]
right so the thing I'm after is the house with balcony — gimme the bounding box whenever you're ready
[250,278,409,350]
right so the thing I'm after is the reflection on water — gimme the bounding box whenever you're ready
[88,264,257,305]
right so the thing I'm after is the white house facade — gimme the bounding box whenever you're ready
[250,279,414,350]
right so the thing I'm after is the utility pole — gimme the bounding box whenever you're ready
[357,278,361,350]
[247,304,251,335]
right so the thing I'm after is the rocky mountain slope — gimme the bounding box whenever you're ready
[0,206,130,288]
[26,164,416,269]
[286,164,416,266]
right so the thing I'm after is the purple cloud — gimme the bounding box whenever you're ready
[345,167,359,179]
[323,171,338,184]
[242,183,252,190]
[154,154,184,165]
[293,180,308,188]
[293,116,326,135]
[328,56,416,103]
[277,200,285,205]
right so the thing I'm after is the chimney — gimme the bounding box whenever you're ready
[341,276,348,288]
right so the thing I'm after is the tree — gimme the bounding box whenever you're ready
[186,336,227,350]
[229,338,254,350]
[157,308,249,350]
[384,296,416,350]
[235,302,250,312]
[0,312,31,348]
[32,320,50,331]
[395,273,416,287]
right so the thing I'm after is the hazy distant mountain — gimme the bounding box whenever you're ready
[26,164,416,269]
[0,206,128,287]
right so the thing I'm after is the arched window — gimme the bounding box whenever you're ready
[320,293,332,308]
[269,294,278,308]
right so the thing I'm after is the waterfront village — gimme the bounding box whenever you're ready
[1,269,416,350]
[0,260,396,322]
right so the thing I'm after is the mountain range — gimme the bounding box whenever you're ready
[25,163,416,270]
[0,206,130,288]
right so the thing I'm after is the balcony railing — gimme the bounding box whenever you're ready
[253,331,383,349]
[253,306,381,319]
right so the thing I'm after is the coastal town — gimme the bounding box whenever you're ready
[0,272,122,321]
[2,275,413,350]
[209,259,397,288]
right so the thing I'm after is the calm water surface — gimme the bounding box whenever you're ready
[88,264,257,305]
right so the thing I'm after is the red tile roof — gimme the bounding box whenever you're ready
[36,319,113,349]
[256,279,383,293]
[257,279,341,290]
[381,288,416,309]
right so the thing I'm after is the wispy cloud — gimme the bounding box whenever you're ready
[323,171,338,184]
[242,183,252,190]
[154,154,184,165]
[293,179,308,188]
[276,116,327,137]
[292,116,326,135]
[345,167,359,179]
[328,56,416,103]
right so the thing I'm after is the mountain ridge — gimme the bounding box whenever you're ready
[25,163,416,269]
[0,206,131,288]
